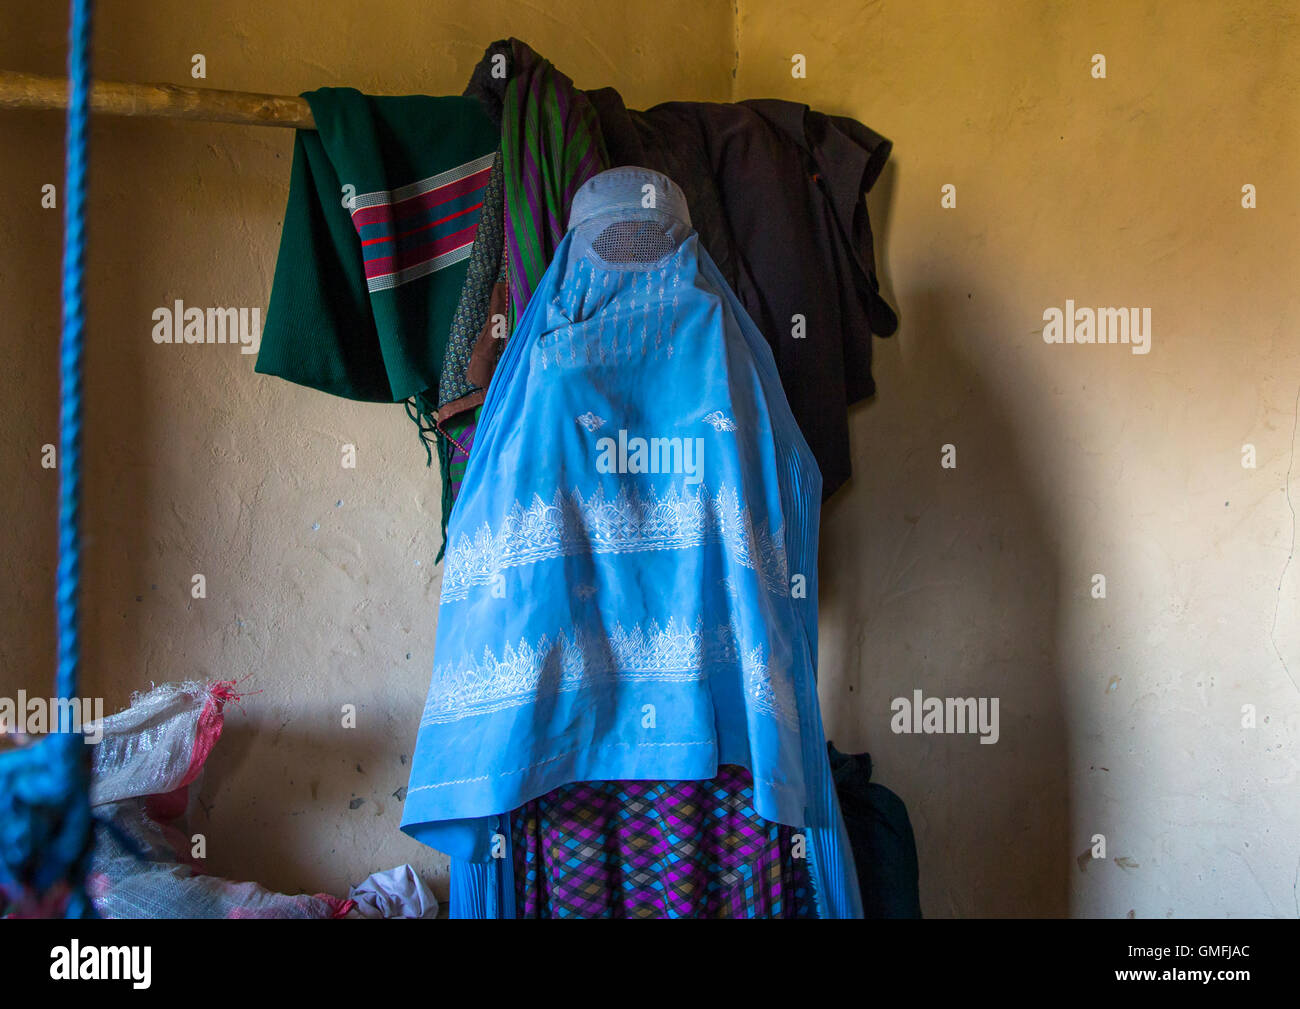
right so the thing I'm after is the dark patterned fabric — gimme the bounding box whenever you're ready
[425,149,504,549]
[511,766,814,919]
[437,149,506,416]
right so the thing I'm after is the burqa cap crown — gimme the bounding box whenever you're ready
[568,166,692,231]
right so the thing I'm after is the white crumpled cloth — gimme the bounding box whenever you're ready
[347,864,440,919]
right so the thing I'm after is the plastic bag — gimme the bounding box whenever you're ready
[87,680,351,919]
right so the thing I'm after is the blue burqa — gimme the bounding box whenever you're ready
[402,166,861,918]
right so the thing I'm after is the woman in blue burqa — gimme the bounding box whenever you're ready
[402,166,861,918]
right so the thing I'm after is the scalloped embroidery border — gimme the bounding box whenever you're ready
[440,482,789,603]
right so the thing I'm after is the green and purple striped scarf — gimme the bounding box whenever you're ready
[498,42,609,327]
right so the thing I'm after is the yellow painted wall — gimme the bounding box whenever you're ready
[0,0,735,903]
[737,1,1300,916]
[1,1,1296,916]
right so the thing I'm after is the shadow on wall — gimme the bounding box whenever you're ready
[820,161,1071,917]
[198,715,440,897]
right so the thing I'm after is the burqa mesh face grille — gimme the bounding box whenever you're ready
[590,218,678,264]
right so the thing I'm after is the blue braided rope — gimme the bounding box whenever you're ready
[0,0,95,919]
[59,1,91,707]
[58,1,93,699]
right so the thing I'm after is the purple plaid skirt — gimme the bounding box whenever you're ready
[511,765,813,918]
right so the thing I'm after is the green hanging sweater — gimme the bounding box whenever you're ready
[258,87,498,401]
[256,87,499,550]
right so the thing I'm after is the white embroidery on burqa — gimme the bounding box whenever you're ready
[420,616,795,726]
[440,483,790,603]
[703,410,737,432]
[746,656,800,728]
[576,412,606,432]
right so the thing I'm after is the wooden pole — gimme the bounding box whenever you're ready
[0,70,315,129]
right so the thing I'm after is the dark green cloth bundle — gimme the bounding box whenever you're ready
[257,87,499,552]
